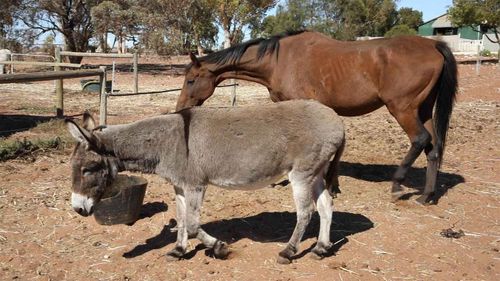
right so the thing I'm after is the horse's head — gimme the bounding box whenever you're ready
[65,113,119,216]
[176,53,217,111]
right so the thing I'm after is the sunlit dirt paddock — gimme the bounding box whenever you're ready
[0,57,499,280]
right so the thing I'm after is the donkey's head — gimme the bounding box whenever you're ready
[175,53,217,111]
[65,113,119,216]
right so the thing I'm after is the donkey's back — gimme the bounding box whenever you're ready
[167,100,345,189]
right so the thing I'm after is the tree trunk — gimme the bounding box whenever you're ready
[118,36,123,54]
[223,28,232,49]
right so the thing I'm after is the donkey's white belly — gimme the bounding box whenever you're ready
[210,172,288,191]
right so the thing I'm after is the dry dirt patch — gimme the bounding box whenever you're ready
[0,60,499,280]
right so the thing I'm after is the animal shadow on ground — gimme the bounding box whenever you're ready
[0,114,54,137]
[340,161,465,203]
[125,202,169,226]
[123,211,373,260]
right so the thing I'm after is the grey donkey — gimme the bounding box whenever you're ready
[66,99,345,264]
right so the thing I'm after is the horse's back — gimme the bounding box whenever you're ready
[273,32,445,115]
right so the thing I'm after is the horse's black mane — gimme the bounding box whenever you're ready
[199,30,306,65]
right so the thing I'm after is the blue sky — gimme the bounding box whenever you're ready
[398,0,452,22]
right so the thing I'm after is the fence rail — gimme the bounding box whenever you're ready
[60,51,134,58]
[0,69,105,117]
[0,60,81,68]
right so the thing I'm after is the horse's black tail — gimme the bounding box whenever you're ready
[434,41,458,167]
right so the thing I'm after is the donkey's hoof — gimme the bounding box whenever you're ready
[213,241,230,259]
[165,247,185,262]
[311,242,331,260]
[277,245,296,264]
[277,255,292,264]
[309,252,325,260]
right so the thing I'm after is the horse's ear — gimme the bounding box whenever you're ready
[82,111,96,130]
[66,119,96,150]
[189,52,200,67]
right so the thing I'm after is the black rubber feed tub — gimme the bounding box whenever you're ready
[94,175,147,225]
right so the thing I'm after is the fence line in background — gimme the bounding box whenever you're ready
[59,49,138,94]
[0,60,81,68]
[0,69,105,118]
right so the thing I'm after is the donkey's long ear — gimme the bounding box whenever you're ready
[189,52,201,67]
[66,119,95,149]
[82,111,96,130]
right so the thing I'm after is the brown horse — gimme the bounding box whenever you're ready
[176,30,458,204]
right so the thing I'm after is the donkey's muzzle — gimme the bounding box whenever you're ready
[74,206,94,217]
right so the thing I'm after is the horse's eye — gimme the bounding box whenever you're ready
[82,169,92,177]
[187,79,195,85]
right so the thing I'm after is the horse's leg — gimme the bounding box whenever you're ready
[310,176,333,259]
[166,185,188,261]
[389,109,431,202]
[417,117,439,204]
[277,171,315,264]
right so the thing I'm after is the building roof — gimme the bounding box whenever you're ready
[418,13,449,27]
[432,14,454,28]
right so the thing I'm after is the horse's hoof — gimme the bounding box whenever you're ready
[277,255,292,264]
[415,194,436,205]
[213,241,230,259]
[391,191,405,202]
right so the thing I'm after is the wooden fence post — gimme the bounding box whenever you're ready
[54,47,64,117]
[99,66,107,125]
[476,44,481,76]
[133,51,138,93]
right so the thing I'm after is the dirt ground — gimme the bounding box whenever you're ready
[0,56,499,281]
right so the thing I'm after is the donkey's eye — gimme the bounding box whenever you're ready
[82,163,101,176]
[187,79,195,85]
[82,169,93,177]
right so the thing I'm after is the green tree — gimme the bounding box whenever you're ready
[448,0,500,58]
[397,7,423,30]
[253,0,399,40]
[384,24,417,37]
[137,0,217,55]
[92,1,140,53]
[342,0,398,38]
[0,0,22,50]
[251,1,308,38]
[16,0,102,62]
[211,0,277,48]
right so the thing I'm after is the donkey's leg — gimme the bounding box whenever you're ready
[277,172,315,264]
[388,109,431,201]
[325,138,345,197]
[311,176,334,259]
[185,186,230,259]
[166,186,188,261]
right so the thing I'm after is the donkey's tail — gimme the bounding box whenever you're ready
[325,138,346,195]
[434,41,458,167]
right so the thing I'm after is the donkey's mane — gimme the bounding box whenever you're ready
[199,30,306,66]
